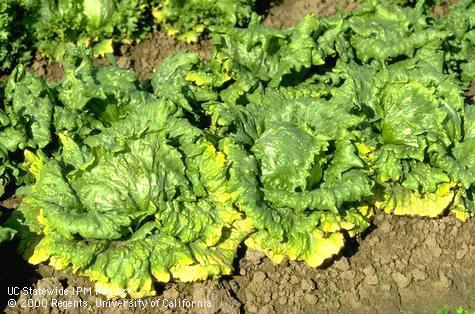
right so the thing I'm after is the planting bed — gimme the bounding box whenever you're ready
[1,0,474,313]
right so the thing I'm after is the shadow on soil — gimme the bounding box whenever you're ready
[0,240,40,309]
[255,0,284,15]
[317,223,378,270]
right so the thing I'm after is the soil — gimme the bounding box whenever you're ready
[127,32,211,81]
[28,54,63,83]
[262,0,359,28]
[2,1,475,313]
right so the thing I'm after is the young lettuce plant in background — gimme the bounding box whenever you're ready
[152,0,256,43]
[0,0,260,71]
[0,0,30,72]
[18,0,151,60]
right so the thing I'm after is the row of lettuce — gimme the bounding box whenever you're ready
[0,0,256,71]
[0,0,474,298]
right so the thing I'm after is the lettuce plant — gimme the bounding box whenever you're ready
[18,0,151,60]
[9,123,249,297]
[152,0,255,43]
[166,0,475,264]
[4,50,249,298]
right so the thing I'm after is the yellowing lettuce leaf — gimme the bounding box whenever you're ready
[375,185,454,218]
